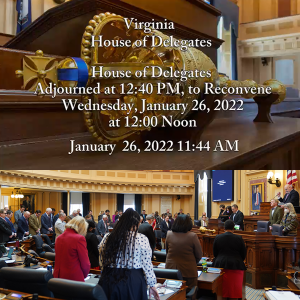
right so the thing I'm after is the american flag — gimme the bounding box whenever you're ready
[287,170,298,185]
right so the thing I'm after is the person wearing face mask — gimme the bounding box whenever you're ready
[280,203,299,236]
[220,206,232,222]
[85,220,100,270]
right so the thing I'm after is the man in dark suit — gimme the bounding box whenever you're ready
[138,214,156,253]
[160,215,172,238]
[230,204,244,230]
[277,184,300,207]
[17,211,30,240]
[0,209,13,243]
[140,210,147,223]
[269,199,284,227]
[97,215,109,236]
[41,208,54,234]
[88,210,95,222]
[5,210,17,239]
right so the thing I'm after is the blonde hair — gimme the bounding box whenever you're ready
[65,216,88,236]
[271,199,280,204]
[283,203,297,217]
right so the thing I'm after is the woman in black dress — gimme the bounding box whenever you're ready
[213,219,246,299]
[98,208,160,300]
[85,220,100,270]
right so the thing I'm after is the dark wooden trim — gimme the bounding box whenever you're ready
[0,33,15,38]
[185,0,222,16]
[5,0,223,50]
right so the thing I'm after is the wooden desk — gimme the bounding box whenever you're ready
[198,272,223,300]
[192,229,300,289]
[0,288,58,300]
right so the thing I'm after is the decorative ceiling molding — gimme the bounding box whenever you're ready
[0,171,194,195]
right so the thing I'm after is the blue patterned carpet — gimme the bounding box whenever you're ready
[246,286,265,300]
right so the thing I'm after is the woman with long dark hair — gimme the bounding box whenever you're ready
[98,208,160,300]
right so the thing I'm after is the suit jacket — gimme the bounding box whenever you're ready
[85,232,100,268]
[269,206,283,226]
[199,217,209,227]
[280,213,299,236]
[14,210,23,226]
[17,216,29,239]
[41,213,52,234]
[97,219,108,236]
[160,220,172,238]
[138,222,156,251]
[229,210,244,230]
[5,217,15,233]
[140,214,147,222]
[53,228,90,281]
[55,218,66,237]
[213,232,246,270]
[279,189,300,207]
[166,231,202,278]
[90,215,95,222]
[29,214,41,236]
[0,217,12,243]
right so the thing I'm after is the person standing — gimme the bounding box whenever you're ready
[54,216,90,281]
[14,205,25,231]
[98,208,160,300]
[213,220,246,300]
[85,220,100,270]
[160,215,172,238]
[88,210,95,222]
[53,210,64,227]
[41,208,54,234]
[280,203,299,236]
[229,204,244,230]
[55,213,66,238]
[277,184,300,207]
[29,210,41,236]
[97,215,109,236]
[269,199,283,227]
[0,209,13,243]
[17,211,30,239]
[138,214,156,254]
[218,204,226,218]
[166,214,202,291]
[5,210,17,239]
[140,210,147,223]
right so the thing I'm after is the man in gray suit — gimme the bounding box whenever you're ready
[14,205,25,231]
[97,215,109,236]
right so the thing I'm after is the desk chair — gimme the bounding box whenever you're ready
[0,267,53,297]
[48,278,107,300]
[44,252,55,262]
[186,286,198,300]
[153,268,183,280]
[32,235,45,257]
[42,234,55,248]
[194,220,201,227]
[153,250,166,262]
[43,243,55,253]
[257,221,270,232]
[28,250,39,257]
[272,224,284,236]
